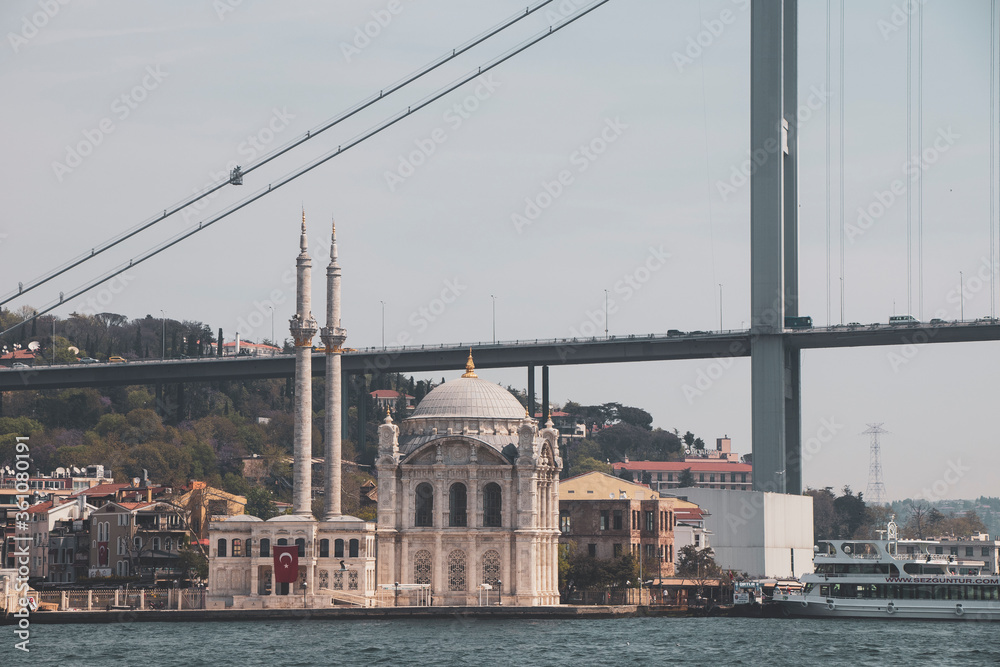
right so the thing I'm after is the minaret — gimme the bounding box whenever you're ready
[321,218,347,519]
[289,210,318,517]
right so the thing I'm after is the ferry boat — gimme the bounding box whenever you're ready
[774,518,1000,620]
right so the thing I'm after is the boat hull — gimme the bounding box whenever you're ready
[775,594,1000,621]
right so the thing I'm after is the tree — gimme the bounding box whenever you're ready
[568,455,611,477]
[677,467,695,487]
[245,487,279,520]
[676,545,721,578]
[806,487,838,540]
[177,548,208,582]
[833,486,867,538]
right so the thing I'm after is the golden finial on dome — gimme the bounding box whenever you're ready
[461,348,478,378]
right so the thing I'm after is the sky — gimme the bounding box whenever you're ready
[1,0,998,501]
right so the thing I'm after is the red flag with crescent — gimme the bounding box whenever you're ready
[273,545,299,583]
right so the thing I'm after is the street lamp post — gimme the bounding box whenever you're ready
[960,271,965,321]
[268,305,274,348]
[380,301,385,350]
[497,579,502,606]
[302,580,307,609]
[719,283,723,331]
[491,294,496,344]
[604,290,609,339]
[160,310,166,359]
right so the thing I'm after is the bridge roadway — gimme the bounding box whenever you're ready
[2,321,998,391]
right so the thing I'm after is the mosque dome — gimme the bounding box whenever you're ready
[408,351,525,421]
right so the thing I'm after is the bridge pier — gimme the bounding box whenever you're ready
[750,0,801,494]
[541,365,549,423]
[527,365,535,418]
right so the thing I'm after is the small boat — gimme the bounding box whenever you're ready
[774,517,1000,620]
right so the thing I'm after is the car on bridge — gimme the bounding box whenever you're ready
[109,356,128,363]
[667,329,684,337]
[78,357,98,364]
[889,315,918,325]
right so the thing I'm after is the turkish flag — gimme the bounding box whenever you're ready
[98,542,108,566]
[273,545,299,583]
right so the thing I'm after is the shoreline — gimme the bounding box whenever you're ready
[3,604,701,626]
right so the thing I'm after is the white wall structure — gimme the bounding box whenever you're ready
[376,353,563,606]
[674,488,814,579]
[208,213,375,609]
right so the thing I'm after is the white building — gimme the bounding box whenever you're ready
[375,352,563,606]
[208,214,376,609]
[669,488,814,579]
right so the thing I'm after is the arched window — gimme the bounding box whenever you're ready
[413,550,432,585]
[152,537,161,552]
[295,538,305,557]
[164,538,172,552]
[449,483,467,527]
[483,549,501,588]
[232,539,243,557]
[217,539,227,557]
[349,539,359,558]
[245,538,253,557]
[260,538,271,557]
[277,538,287,545]
[448,549,466,591]
[320,539,330,557]
[483,483,502,527]
[415,483,434,527]
[334,539,344,558]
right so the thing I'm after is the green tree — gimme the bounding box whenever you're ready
[567,455,611,477]
[676,545,721,578]
[177,548,208,581]
[245,487,279,520]
[677,467,696,487]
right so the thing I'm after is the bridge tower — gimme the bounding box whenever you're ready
[750,0,801,494]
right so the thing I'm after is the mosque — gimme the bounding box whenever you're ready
[207,214,561,608]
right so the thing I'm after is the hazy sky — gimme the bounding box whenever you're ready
[2,1,998,500]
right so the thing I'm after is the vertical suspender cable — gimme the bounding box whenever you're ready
[697,0,718,330]
[907,2,912,316]
[991,0,997,318]
[840,0,846,324]
[918,1,924,320]
[826,0,832,327]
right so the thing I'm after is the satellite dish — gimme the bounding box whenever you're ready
[27,341,40,351]
[68,346,79,355]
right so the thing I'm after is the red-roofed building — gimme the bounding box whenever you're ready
[68,483,132,507]
[0,349,35,367]
[369,389,414,410]
[612,460,753,493]
[22,496,97,582]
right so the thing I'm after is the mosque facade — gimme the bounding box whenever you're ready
[376,354,563,606]
[208,215,561,608]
